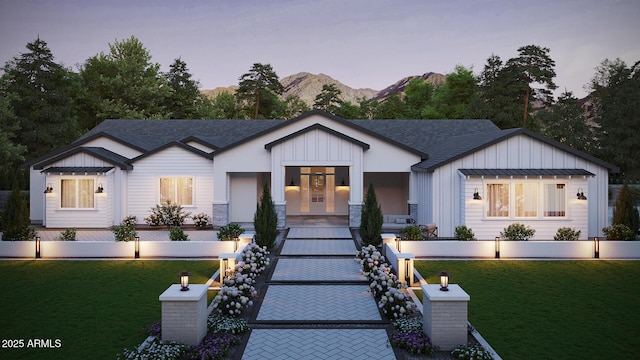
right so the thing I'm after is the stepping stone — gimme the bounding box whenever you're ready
[281,239,356,255]
[271,259,366,281]
[287,227,352,239]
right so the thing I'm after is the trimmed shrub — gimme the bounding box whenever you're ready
[455,225,477,241]
[554,227,581,241]
[113,216,138,242]
[253,184,278,248]
[400,225,423,240]
[169,227,189,241]
[57,228,77,241]
[217,223,245,241]
[360,183,383,246]
[145,200,191,227]
[500,223,535,241]
[192,212,212,228]
[602,224,636,241]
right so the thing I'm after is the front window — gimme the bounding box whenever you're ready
[160,177,193,206]
[61,179,95,208]
[485,181,567,219]
[544,183,566,217]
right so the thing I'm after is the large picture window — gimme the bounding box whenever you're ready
[61,179,95,208]
[485,181,567,219]
[160,177,193,206]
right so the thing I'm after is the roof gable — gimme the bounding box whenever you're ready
[32,147,132,170]
[129,141,213,163]
[264,123,370,151]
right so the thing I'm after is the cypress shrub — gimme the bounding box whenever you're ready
[253,183,278,248]
[612,183,639,237]
[1,187,32,240]
[360,183,383,246]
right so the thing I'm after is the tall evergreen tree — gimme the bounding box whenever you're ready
[164,58,201,119]
[612,183,640,237]
[590,58,640,180]
[236,63,284,118]
[253,183,279,248]
[0,94,27,189]
[359,183,383,246]
[313,84,343,115]
[1,187,31,240]
[539,90,594,153]
[0,37,81,159]
[79,36,171,127]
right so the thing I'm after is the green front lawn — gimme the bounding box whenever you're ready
[0,260,218,360]
[415,260,640,360]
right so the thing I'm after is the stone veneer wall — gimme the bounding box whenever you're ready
[408,203,418,221]
[212,203,229,227]
[349,204,362,227]
[275,204,286,229]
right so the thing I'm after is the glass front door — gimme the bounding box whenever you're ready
[300,167,335,214]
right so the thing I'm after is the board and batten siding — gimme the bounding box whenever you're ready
[126,146,214,225]
[41,153,115,228]
[428,134,610,238]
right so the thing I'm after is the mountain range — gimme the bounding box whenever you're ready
[201,72,446,106]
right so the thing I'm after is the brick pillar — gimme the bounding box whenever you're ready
[421,284,470,351]
[159,284,209,346]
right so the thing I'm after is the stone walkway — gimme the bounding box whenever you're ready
[239,227,397,360]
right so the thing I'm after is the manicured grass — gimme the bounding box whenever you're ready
[0,260,218,360]
[414,260,640,360]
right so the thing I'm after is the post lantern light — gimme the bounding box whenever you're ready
[35,236,41,258]
[179,270,191,291]
[134,236,140,258]
[594,237,600,259]
[439,271,449,291]
[495,236,501,259]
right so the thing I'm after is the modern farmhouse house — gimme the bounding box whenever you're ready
[24,110,617,239]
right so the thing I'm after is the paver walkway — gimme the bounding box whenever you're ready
[239,227,397,360]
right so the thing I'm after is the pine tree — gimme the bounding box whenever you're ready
[253,183,279,248]
[612,183,640,237]
[1,187,31,240]
[360,183,383,246]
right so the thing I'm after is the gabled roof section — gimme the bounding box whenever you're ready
[129,141,214,163]
[32,147,132,170]
[180,136,219,151]
[412,128,619,173]
[264,123,370,150]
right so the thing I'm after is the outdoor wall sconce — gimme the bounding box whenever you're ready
[288,178,296,187]
[95,183,104,193]
[439,271,449,291]
[340,178,348,186]
[495,236,501,258]
[576,188,587,200]
[44,183,53,193]
[35,236,41,258]
[134,236,140,259]
[473,187,482,200]
[594,237,600,259]
[179,270,191,291]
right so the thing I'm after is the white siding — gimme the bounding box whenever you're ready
[229,173,258,222]
[127,147,214,225]
[429,134,610,238]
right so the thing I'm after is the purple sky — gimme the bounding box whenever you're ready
[1,0,638,98]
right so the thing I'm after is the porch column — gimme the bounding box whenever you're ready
[408,171,418,220]
[212,169,229,227]
[349,164,364,227]
[271,166,286,228]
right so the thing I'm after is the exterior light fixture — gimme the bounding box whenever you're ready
[179,270,191,291]
[234,236,239,252]
[495,236,500,258]
[134,236,140,258]
[35,236,41,258]
[340,178,347,186]
[439,271,449,291]
[395,236,401,252]
[576,188,587,200]
[473,187,482,200]
[95,183,104,193]
[44,183,53,193]
[594,237,600,259]
[288,178,295,187]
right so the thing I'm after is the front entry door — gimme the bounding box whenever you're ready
[310,174,325,214]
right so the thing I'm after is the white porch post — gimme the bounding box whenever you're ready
[270,165,286,228]
[349,163,364,227]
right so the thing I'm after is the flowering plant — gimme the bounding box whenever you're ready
[117,338,185,359]
[223,268,257,298]
[393,317,423,333]
[451,344,494,360]
[211,285,252,317]
[390,331,435,355]
[184,333,238,360]
[192,213,212,228]
[241,243,270,278]
[378,287,415,319]
[207,315,249,335]
[355,244,386,276]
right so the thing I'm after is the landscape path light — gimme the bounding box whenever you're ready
[594,237,600,259]
[179,270,191,291]
[35,236,41,258]
[134,236,140,258]
[439,271,449,291]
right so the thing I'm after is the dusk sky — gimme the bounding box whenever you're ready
[1,0,638,98]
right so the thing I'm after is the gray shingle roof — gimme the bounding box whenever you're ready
[41,167,114,174]
[458,169,595,177]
